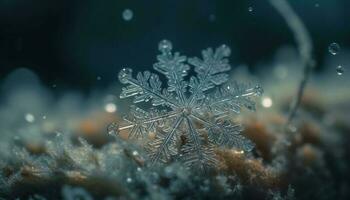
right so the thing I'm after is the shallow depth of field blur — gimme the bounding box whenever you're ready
[0,1,349,200]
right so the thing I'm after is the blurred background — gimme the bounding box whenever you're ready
[0,0,349,91]
[1,1,350,199]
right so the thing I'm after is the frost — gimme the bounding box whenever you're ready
[110,40,262,170]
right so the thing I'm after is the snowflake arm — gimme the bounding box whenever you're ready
[188,112,254,152]
[147,116,184,165]
[181,117,218,171]
[207,121,254,152]
[108,106,181,139]
[118,68,179,108]
[153,40,190,105]
[187,45,232,106]
[205,82,263,118]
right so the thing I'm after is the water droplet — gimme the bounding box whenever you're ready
[55,132,62,137]
[336,65,344,75]
[209,14,216,22]
[220,44,231,57]
[126,177,132,183]
[287,125,297,133]
[158,39,172,53]
[105,103,117,113]
[248,6,253,12]
[122,9,133,21]
[25,113,35,123]
[118,68,132,83]
[328,42,340,55]
[254,85,264,96]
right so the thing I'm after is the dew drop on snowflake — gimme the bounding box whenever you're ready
[328,42,340,55]
[122,9,133,21]
[158,39,172,53]
[336,65,344,75]
[220,44,231,57]
[254,85,264,96]
[118,68,132,83]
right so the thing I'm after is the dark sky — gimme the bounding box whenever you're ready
[0,0,348,91]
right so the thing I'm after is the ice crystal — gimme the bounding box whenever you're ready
[109,40,262,170]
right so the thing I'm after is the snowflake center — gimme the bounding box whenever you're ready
[182,107,192,116]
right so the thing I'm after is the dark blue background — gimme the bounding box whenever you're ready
[0,0,348,91]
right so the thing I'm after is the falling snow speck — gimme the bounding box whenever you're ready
[248,6,253,12]
[158,39,172,52]
[328,42,340,55]
[336,66,344,75]
[122,9,133,21]
[126,177,132,183]
[105,103,117,113]
[261,97,273,108]
[25,113,35,123]
[209,14,216,22]
[96,76,101,81]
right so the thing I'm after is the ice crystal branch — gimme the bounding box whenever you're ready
[269,0,315,127]
[109,40,262,170]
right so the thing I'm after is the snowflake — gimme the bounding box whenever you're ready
[109,40,263,170]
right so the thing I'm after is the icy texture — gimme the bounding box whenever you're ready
[109,40,262,170]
